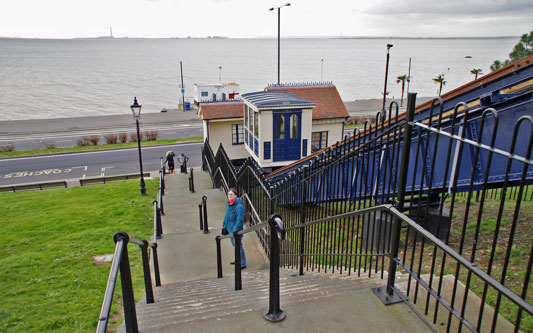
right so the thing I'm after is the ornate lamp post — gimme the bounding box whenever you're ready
[269,3,291,85]
[381,43,393,112]
[131,97,146,195]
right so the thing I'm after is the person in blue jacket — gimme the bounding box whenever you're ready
[221,188,246,268]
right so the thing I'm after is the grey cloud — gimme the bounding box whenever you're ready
[366,0,533,17]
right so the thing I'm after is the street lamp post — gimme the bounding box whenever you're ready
[381,43,393,112]
[270,3,290,85]
[131,97,146,195]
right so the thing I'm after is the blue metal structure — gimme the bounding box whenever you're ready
[266,58,533,204]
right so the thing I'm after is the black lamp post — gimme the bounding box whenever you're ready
[381,43,393,112]
[269,3,290,85]
[131,97,146,195]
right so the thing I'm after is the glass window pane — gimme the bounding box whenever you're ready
[290,114,298,138]
[253,112,259,137]
[244,106,248,129]
[276,115,285,139]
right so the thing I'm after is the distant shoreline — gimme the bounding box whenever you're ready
[0,36,519,41]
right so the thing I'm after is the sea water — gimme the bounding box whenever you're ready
[0,37,516,120]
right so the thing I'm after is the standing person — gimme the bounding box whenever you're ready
[178,152,190,174]
[164,151,176,174]
[221,188,246,268]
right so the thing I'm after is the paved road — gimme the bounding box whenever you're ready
[0,142,203,186]
[0,123,202,151]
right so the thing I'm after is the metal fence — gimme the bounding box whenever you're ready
[202,92,533,332]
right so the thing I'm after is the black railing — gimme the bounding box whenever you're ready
[97,232,161,333]
[202,89,533,331]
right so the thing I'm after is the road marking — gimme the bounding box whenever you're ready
[101,166,113,177]
[2,165,88,179]
[0,143,202,161]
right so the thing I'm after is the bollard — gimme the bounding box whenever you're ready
[202,196,209,233]
[234,232,242,291]
[189,168,195,193]
[198,204,204,230]
[264,215,286,322]
[216,236,223,278]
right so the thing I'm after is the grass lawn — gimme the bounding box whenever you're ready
[0,136,203,158]
[0,179,158,332]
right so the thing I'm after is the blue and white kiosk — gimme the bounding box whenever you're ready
[241,91,316,171]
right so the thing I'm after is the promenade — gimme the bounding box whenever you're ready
[134,168,430,332]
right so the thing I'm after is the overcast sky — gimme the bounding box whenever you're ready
[1,0,531,39]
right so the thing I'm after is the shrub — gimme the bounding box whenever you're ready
[77,136,90,146]
[41,140,55,149]
[104,134,118,144]
[0,143,15,152]
[118,132,128,143]
[144,130,159,141]
[89,136,100,146]
[130,131,144,142]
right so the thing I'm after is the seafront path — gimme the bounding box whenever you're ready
[0,99,424,141]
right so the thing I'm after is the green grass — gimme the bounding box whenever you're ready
[0,136,203,158]
[0,179,158,332]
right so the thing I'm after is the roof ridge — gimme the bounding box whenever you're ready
[267,81,334,88]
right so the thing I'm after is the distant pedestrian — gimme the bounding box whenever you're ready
[165,151,176,174]
[178,152,190,174]
[221,188,246,268]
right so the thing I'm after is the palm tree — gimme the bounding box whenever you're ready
[490,59,511,72]
[470,68,483,80]
[396,74,408,107]
[432,74,446,96]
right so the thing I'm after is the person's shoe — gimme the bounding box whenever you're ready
[230,261,235,265]
[241,266,246,269]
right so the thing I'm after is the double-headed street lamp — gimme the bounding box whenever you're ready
[381,43,394,112]
[131,97,146,195]
[269,3,290,85]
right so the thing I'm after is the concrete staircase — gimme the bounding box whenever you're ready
[123,168,430,332]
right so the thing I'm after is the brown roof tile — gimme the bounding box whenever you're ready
[266,85,349,120]
[200,102,243,120]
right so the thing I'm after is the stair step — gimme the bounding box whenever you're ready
[131,268,380,331]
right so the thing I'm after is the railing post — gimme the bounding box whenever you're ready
[189,168,195,193]
[264,214,286,322]
[140,240,154,304]
[202,196,209,233]
[153,201,163,239]
[159,189,165,216]
[234,232,242,291]
[299,166,308,276]
[150,243,161,287]
[159,169,165,196]
[216,236,223,278]
[373,92,417,305]
[113,232,138,332]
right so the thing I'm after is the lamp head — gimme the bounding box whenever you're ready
[269,7,274,10]
[285,3,291,6]
[387,44,393,49]
[130,97,142,118]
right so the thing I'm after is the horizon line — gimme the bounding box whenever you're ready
[0,35,520,40]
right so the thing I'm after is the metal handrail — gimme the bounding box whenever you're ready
[282,204,533,316]
[97,232,161,333]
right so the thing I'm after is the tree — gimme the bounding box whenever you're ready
[490,59,511,72]
[490,31,532,72]
[470,68,483,80]
[396,74,408,107]
[432,74,446,96]
[509,31,533,62]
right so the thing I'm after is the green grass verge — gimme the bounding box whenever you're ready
[0,136,203,158]
[0,179,158,332]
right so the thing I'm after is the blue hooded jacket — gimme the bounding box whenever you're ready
[222,197,244,234]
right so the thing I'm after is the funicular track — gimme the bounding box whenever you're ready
[202,55,533,332]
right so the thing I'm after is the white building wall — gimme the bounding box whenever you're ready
[206,119,248,160]
[194,83,240,103]
[311,120,345,146]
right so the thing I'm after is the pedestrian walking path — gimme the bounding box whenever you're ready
[130,169,430,332]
